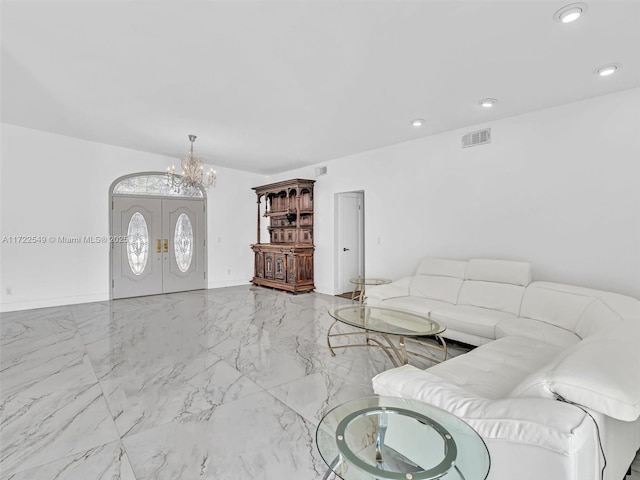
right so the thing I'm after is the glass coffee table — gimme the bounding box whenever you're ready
[327,305,447,367]
[316,396,490,480]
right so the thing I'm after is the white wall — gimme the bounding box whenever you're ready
[206,165,265,288]
[269,88,640,298]
[3,88,638,310]
[0,124,265,311]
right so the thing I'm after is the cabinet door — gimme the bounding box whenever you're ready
[286,254,296,283]
[300,229,312,244]
[298,254,314,282]
[254,250,264,278]
[264,253,274,278]
[300,215,312,226]
[275,254,285,281]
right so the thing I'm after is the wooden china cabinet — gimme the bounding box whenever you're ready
[250,179,315,293]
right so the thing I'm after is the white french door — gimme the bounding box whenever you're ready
[112,197,163,298]
[112,196,206,299]
[162,199,206,293]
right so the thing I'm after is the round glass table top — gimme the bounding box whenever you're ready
[350,277,392,286]
[316,396,490,480]
[328,305,445,337]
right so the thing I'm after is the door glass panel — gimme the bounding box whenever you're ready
[127,212,149,275]
[113,174,204,198]
[174,213,193,273]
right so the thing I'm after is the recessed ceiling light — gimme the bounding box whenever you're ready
[553,3,587,23]
[479,98,497,108]
[596,64,620,77]
[412,119,425,127]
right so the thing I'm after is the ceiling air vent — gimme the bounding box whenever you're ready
[462,128,491,148]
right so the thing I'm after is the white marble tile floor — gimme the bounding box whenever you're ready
[1,285,638,479]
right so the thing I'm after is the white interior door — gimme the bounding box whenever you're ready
[336,191,364,294]
[162,198,206,293]
[112,197,163,298]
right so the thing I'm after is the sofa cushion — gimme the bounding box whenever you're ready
[408,258,466,303]
[435,329,494,347]
[373,366,593,457]
[431,304,515,340]
[415,258,467,278]
[519,283,596,332]
[546,320,640,421]
[458,281,526,315]
[509,366,556,400]
[381,296,453,315]
[409,275,463,303]
[495,317,581,348]
[575,298,622,339]
[425,336,564,399]
[465,259,532,286]
[365,276,413,305]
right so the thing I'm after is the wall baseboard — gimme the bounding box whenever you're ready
[0,293,110,313]
[207,279,252,289]
[0,281,327,312]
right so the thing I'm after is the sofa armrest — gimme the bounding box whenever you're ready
[546,319,640,421]
[365,276,413,305]
[373,365,594,454]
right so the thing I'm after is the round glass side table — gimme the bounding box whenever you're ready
[350,277,391,304]
[316,396,490,480]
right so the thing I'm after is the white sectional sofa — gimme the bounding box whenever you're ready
[366,258,640,480]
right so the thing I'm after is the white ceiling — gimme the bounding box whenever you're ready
[2,0,639,174]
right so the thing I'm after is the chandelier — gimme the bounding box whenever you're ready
[167,135,216,191]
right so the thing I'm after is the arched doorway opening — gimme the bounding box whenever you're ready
[109,172,207,299]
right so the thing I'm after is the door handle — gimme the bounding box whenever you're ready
[343,247,350,252]
[156,239,162,254]
[163,239,169,253]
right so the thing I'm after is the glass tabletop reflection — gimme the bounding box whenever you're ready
[328,305,444,337]
[316,396,490,480]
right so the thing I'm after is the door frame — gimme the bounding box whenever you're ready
[334,190,365,295]
[108,171,208,299]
